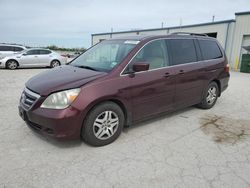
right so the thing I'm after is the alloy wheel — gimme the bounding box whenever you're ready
[8,61,17,69]
[52,61,60,67]
[93,111,119,140]
[206,86,217,105]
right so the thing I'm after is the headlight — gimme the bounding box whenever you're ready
[41,88,81,109]
[0,56,5,60]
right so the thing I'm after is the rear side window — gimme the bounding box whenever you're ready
[168,39,197,65]
[0,46,14,51]
[198,40,222,60]
[14,47,24,52]
[39,50,51,54]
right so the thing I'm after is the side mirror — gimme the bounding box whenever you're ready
[132,62,149,72]
[22,53,27,56]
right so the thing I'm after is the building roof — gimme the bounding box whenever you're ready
[235,11,250,16]
[92,19,235,36]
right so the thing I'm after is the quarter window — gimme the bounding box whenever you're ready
[199,40,222,60]
[168,39,197,65]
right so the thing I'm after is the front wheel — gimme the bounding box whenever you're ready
[198,82,219,109]
[81,102,124,146]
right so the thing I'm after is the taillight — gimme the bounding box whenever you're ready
[226,64,230,73]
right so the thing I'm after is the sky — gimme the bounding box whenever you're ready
[0,0,250,48]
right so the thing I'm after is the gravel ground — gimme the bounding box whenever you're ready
[0,68,250,188]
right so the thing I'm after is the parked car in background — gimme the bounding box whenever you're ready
[18,33,230,146]
[0,48,67,69]
[0,44,27,58]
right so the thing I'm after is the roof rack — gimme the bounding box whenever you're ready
[171,32,208,37]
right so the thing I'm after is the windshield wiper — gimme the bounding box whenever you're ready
[75,65,99,71]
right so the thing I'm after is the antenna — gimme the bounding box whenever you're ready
[179,18,183,28]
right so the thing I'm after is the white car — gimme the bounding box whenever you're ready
[0,44,27,58]
[0,48,67,69]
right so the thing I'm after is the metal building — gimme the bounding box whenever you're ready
[91,11,250,71]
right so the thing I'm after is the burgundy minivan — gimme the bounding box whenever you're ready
[19,33,230,146]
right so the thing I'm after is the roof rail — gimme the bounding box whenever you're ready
[171,32,208,37]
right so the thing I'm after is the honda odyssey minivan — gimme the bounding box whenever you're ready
[19,33,230,146]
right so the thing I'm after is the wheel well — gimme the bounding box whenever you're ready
[211,79,221,96]
[6,59,19,68]
[51,59,60,65]
[85,99,129,127]
[108,99,128,124]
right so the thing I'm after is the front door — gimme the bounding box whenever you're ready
[19,49,40,66]
[124,39,176,121]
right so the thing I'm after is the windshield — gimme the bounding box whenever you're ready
[70,40,138,72]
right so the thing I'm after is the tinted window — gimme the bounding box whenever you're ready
[0,46,14,51]
[169,39,197,65]
[25,50,40,55]
[14,47,24,52]
[127,39,168,72]
[199,40,222,60]
[39,50,51,54]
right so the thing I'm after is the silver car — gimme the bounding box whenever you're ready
[0,44,27,58]
[0,48,67,69]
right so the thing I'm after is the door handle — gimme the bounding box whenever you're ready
[164,72,170,78]
[178,70,185,74]
[34,56,38,58]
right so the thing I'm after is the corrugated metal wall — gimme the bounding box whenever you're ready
[230,14,250,70]
[92,12,250,70]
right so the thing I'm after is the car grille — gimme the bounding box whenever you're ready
[20,88,40,110]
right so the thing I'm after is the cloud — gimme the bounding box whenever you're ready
[0,0,249,47]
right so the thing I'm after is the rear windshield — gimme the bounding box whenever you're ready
[71,40,138,72]
[198,40,223,60]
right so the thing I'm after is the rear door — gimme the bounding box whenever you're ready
[37,50,52,66]
[123,39,176,121]
[168,38,204,109]
[0,46,14,57]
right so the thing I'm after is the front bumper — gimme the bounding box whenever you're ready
[18,104,84,140]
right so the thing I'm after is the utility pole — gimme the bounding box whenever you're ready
[179,18,182,29]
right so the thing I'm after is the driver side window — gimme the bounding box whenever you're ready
[126,39,169,73]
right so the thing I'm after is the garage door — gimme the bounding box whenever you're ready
[240,35,250,73]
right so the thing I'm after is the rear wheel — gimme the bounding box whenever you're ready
[81,102,124,146]
[198,82,219,109]
[6,60,18,70]
[50,60,60,68]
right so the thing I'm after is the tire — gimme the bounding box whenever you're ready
[82,102,125,146]
[198,81,219,109]
[6,60,18,70]
[50,60,60,68]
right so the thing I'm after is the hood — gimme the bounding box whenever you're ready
[25,65,107,96]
